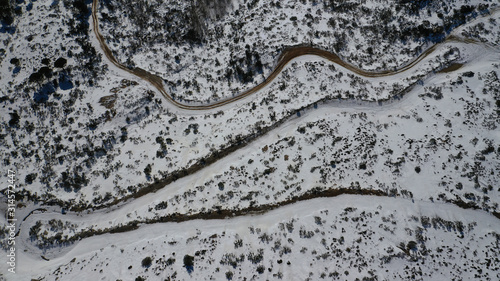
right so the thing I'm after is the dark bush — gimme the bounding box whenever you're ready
[256,265,265,274]
[38,67,53,78]
[184,254,194,273]
[166,257,175,266]
[141,256,152,268]
[462,71,474,78]
[407,240,418,252]
[54,57,67,68]
[0,0,14,25]
[29,72,44,83]
[8,111,19,127]
[25,173,37,184]
[144,164,152,179]
[154,201,168,210]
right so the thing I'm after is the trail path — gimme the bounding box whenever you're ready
[91,0,492,110]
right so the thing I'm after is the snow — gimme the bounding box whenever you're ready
[0,0,499,280]
[9,195,500,280]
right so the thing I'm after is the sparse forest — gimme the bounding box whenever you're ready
[0,0,498,279]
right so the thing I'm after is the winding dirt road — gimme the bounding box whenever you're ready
[91,0,470,110]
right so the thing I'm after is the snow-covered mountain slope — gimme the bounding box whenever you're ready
[0,0,498,214]
[0,0,499,280]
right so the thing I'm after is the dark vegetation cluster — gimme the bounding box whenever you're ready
[0,0,17,33]
[0,0,120,202]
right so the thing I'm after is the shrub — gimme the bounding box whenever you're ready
[54,57,67,68]
[359,163,367,170]
[256,265,265,274]
[141,256,152,268]
[184,255,194,273]
[166,257,175,266]
[25,173,37,184]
